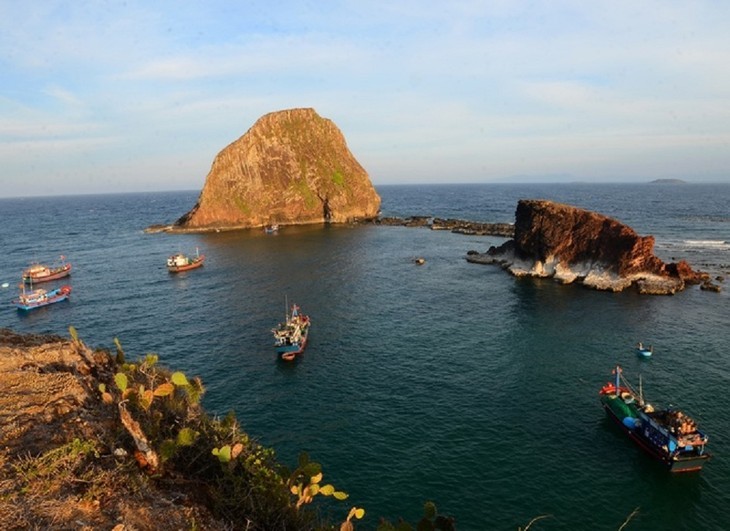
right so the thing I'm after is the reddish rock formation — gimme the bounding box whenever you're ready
[467,199,707,294]
[171,108,381,231]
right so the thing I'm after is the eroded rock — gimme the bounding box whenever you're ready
[467,199,708,294]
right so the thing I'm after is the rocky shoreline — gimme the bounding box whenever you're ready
[372,216,514,237]
[146,197,722,295]
[145,215,515,236]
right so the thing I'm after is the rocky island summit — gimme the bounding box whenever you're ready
[169,108,381,231]
[467,199,708,295]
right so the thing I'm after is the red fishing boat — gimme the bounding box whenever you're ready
[167,249,205,273]
[22,256,72,283]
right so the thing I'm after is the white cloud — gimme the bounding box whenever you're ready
[1,1,729,196]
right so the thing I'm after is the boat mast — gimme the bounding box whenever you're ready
[639,374,644,406]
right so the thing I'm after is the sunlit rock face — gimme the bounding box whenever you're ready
[467,199,707,294]
[173,108,381,231]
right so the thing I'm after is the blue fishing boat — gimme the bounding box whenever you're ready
[272,303,310,361]
[14,284,72,311]
[599,365,710,472]
[636,342,653,358]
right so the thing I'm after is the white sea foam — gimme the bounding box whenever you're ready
[682,240,728,248]
[659,239,728,251]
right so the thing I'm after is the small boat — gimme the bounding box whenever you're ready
[599,365,710,473]
[14,284,72,311]
[167,249,205,273]
[272,303,310,361]
[22,256,72,283]
[636,342,653,358]
[264,224,279,234]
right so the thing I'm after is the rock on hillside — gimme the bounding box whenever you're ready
[466,199,707,294]
[173,108,381,231]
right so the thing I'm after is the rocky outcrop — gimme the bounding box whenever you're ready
[171,108,381,231]
[467,199,708,294]
[431,218,514,237]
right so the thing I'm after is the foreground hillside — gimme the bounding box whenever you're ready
[0,328,362,530]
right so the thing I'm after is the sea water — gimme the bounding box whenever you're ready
[0,183,728,530]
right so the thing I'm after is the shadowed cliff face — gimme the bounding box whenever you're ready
[513,199,667,276]
[468,199,707,294]
[174,108,381,231]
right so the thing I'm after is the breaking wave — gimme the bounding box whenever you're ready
[660,239,728,250]
[682,239,728,248]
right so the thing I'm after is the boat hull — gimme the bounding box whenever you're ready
[167,257,205,273]
[601,399,710,473]
[276,333,308,361]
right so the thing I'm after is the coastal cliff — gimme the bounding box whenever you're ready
[0,329,223,528]
[0,328,348,529]
[467,199,707,294]
[172,108,381,231]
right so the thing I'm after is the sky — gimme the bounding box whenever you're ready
[1,1,729,197]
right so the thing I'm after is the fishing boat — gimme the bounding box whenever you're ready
[167,249,205,273]
[264,224,279,234]
[599,365,710,472]
[14,284,72,311]
[22,256,72,283]
[636,342,653,358]
[272,303,310,361]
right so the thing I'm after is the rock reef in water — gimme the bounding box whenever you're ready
[374,216,514,237]
[170,108,381,231]
[466,199,707,294]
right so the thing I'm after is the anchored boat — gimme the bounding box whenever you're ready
[599,365,710,472]
[14,284,72,311]
[22,256,72,283]
[272,303,310,361]
[167,249,205,273]
[636,342,653,358]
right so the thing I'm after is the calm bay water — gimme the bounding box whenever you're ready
[1,183,728,530]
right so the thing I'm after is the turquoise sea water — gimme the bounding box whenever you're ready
[1,183,728,529]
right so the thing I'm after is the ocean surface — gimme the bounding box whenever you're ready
[1,183,728,530]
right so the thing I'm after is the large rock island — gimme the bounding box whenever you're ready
[171,108,381,231]
[467,199,707,294]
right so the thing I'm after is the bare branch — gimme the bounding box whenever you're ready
[618,507,640,531]
[519,514,552,530]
